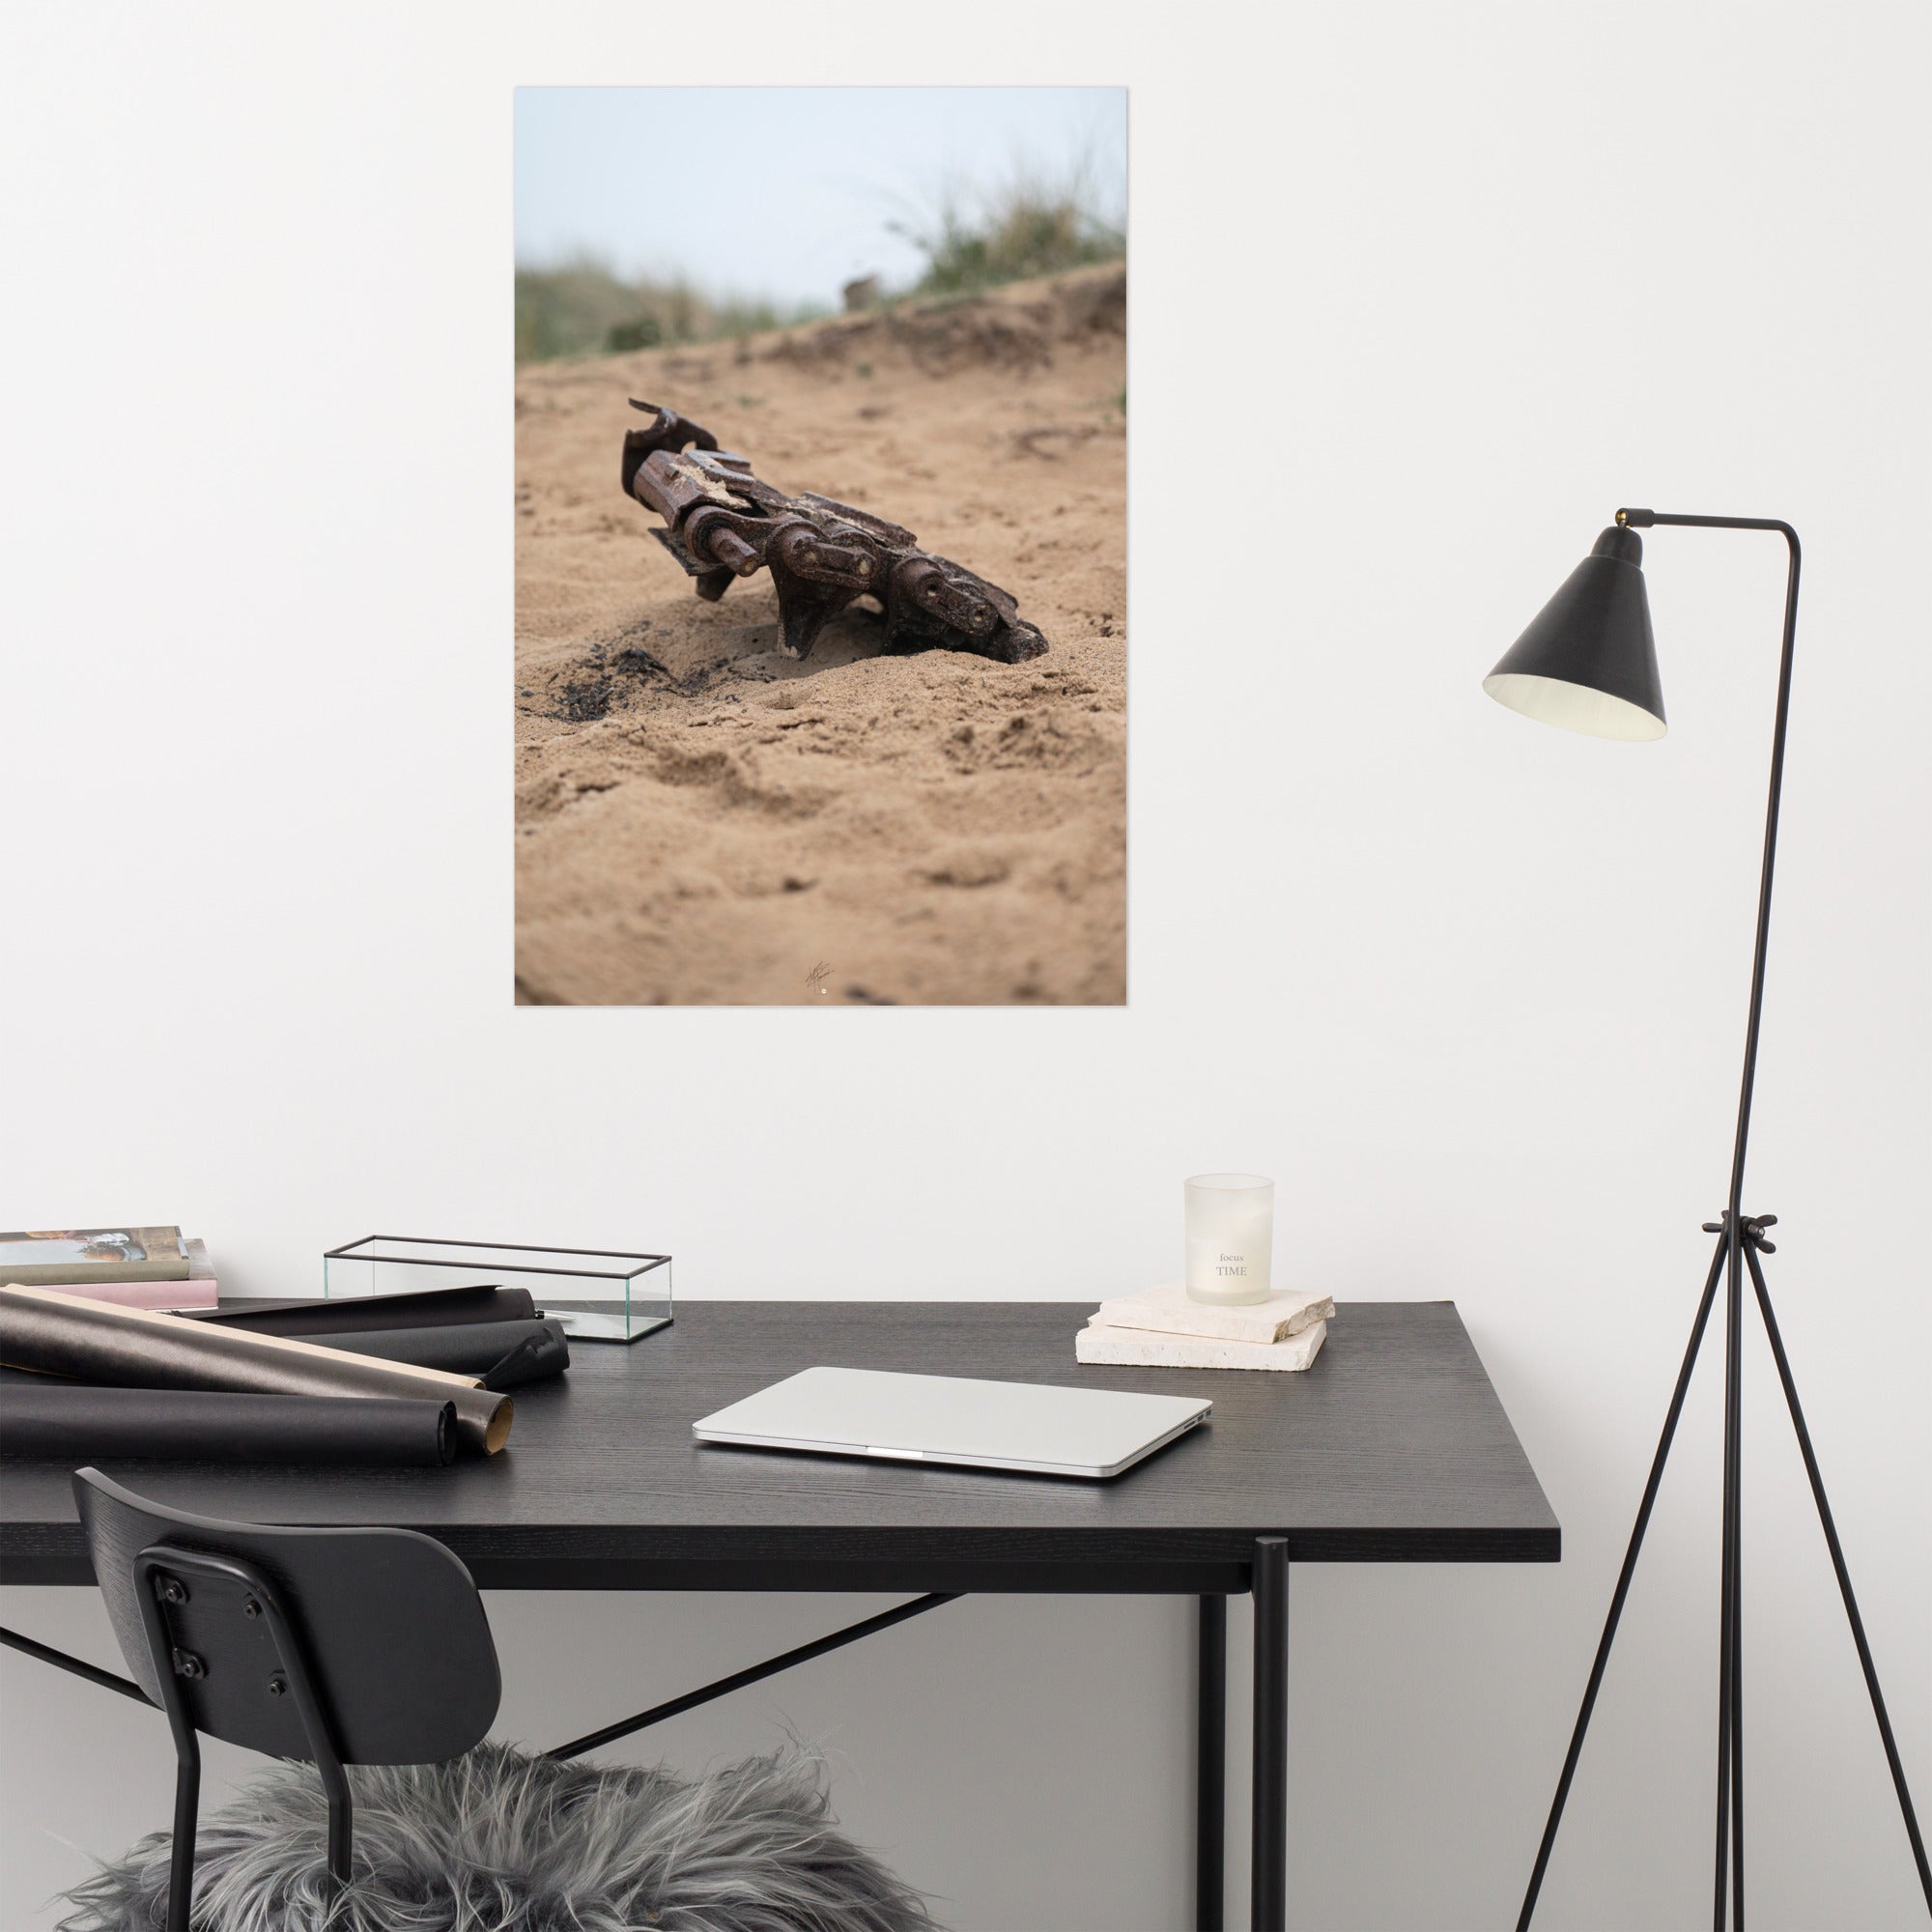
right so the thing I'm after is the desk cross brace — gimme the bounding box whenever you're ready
[544,1590,961,1761]
[0,1622,152,1703]
[0,1597,970,1767]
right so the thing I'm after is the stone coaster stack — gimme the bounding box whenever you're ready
[1074,1280,1333,1371]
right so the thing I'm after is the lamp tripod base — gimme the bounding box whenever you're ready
[1519,1212,1931,1929]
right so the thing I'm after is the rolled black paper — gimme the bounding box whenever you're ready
[0,1385,456,1466]
[480,1335,551,1392]
[186,1284,538,1335]
[307,1318,568,1385]
[0,1286,513,1456]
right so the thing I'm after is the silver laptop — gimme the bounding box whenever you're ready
[692,1366,1211,1480]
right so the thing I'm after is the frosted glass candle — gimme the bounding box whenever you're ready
[1184,1174,1275,1305]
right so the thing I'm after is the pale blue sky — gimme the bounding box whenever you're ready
[514,87,1126,304]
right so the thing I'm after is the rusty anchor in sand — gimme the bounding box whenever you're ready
[620,400,1049,665]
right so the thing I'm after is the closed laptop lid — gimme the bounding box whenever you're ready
[693,1366,1210,1478]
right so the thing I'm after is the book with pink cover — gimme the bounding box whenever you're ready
[48,1277,219,1312]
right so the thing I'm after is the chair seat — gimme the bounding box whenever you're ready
[59,1741,935,1932]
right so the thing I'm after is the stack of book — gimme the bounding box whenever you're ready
[0,1227,216,1310]
[1075,1279,1333,1371]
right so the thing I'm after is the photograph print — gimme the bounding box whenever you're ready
[514,86,1126,1006]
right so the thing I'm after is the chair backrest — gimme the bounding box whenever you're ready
[74,1468,500,1766]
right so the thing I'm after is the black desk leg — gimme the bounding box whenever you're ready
[1252,1537,1290,1932]
[1197,1594,1227,1931]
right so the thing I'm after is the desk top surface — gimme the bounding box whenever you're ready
[0,1301,1558,1590]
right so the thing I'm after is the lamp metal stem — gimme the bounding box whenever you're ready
[1715,1224,1746,1929]
[1615,512,1803,1222]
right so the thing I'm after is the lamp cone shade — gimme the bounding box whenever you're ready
[1484,526,1666,740]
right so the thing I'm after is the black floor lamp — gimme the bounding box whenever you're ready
[1484,510,1931,1930]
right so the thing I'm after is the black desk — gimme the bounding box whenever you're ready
[0,1300,1558,1929]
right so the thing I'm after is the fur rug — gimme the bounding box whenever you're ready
[58,1741,938,1932]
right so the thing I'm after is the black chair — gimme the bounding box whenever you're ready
[73,1466,501,1932]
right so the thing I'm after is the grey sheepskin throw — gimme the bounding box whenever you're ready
[58,1741,937,1932]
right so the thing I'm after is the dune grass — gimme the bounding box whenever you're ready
[892,165,1125,298]
[516,161,1124,363]
[514,263,824,364]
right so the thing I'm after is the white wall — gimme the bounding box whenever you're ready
[3,4,1927,1926]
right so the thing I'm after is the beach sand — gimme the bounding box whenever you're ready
[514,265,1125,1006]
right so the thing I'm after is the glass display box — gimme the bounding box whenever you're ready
[323,1237,671,1343]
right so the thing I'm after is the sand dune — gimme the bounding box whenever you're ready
[515,265,1126,1006]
